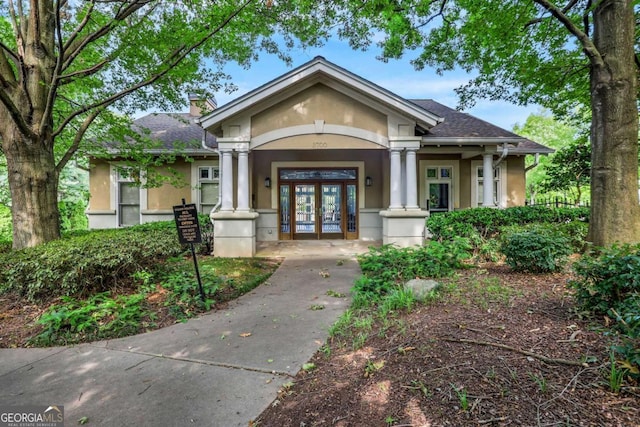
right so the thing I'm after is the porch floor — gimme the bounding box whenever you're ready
[255,240,380,258]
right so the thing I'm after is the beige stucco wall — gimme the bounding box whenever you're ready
[459,159,472,209]
[506,156,526,207]
[89,159,111,210]
[147,161,192,210]
[251,84,387,138]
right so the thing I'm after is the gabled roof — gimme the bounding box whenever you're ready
[412,100,553,154]
[198,56,444,131]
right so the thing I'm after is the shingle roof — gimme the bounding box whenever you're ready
[131,113,217,151]
[410,99,553,154]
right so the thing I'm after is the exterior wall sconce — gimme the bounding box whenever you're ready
[365,176,372,187]
[264,177,271,188]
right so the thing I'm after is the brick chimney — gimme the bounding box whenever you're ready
[189,93,217,116]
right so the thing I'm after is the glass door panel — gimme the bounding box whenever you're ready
[294,184,316,237]
[428,182,450,213]
[279,184,291,239]
[320,184,342,238]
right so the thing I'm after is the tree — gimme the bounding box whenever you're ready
[0,0,330,249]
[512,109,584,201]
[339,0,640,246]
[541,138,591,204]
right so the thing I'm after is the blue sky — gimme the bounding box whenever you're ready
[213,37,539,132]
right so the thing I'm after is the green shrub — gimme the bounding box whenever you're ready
[354,239,470,306]
[571,244,640,314]
[0,226,184,302]
[426,206,589,242]
[500,221,588,254]
[500,229,571,273]
[570,244,640,378]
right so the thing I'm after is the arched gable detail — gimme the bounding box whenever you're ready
[250,124,389,150]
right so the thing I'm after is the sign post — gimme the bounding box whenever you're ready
[173,199,206,303]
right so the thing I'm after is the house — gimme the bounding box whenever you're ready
[87,57,552,257]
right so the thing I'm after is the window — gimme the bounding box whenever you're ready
[426,166,453,213]
[117,168,140,226]
[198,166,219,214]
[475,165,505,207]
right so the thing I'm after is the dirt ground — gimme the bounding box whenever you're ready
[255,264,639,427]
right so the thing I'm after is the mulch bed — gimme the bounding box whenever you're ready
[256,265,639,426]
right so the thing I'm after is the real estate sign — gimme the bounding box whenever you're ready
[173,203,202,244]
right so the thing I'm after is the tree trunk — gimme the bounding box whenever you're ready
[2,126,61,250]
[588,0,640,246]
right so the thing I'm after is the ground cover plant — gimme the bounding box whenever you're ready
[0,221,279,347]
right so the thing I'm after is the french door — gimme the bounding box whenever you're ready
[279,169,358,240]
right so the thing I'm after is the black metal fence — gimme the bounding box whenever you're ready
[525,197,590,208]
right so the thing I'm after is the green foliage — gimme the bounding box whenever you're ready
[500,229,571,273]
[158,270,219,318]
[426,206,589,243]
[500,221,588,254]
[354,240,470,308]
[31,292,150,346]
[58,199,88,232]
[571,245,640,313]
[541,138,591,203]
[570,244,640,378]
[0,226,183,302]
[0,205,11,249]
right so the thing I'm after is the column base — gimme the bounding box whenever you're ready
[211,211,259,257]
[379,209,429,247]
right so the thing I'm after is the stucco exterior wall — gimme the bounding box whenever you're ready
[506,155,526,207]
[147,162,191,210]
[89,159,111,211]
[251,84,387,138]
[459,159,472,209]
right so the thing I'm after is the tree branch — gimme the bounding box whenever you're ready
[441,338,590,367]
[56,109,102,172]
[61,0,97,53]
[533,0,604,67]
[58,59,112,84]
[61,1,152,72]
[53,0,253,138]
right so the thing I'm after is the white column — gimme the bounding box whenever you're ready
[389,148,402,209]
[236,150,249,211]
[401,151,407,207]
[483,153,494,207]
[221,149,234,211]
[405,148,418,209]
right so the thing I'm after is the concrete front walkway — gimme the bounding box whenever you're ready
[0,241,374,426]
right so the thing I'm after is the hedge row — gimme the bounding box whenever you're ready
[426,206,589,241]
[0,222,184,302]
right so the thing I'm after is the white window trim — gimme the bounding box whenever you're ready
[419,160,459,210]
[110,163,147,226]
[191,160,220,214]
[471,160,508,208]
